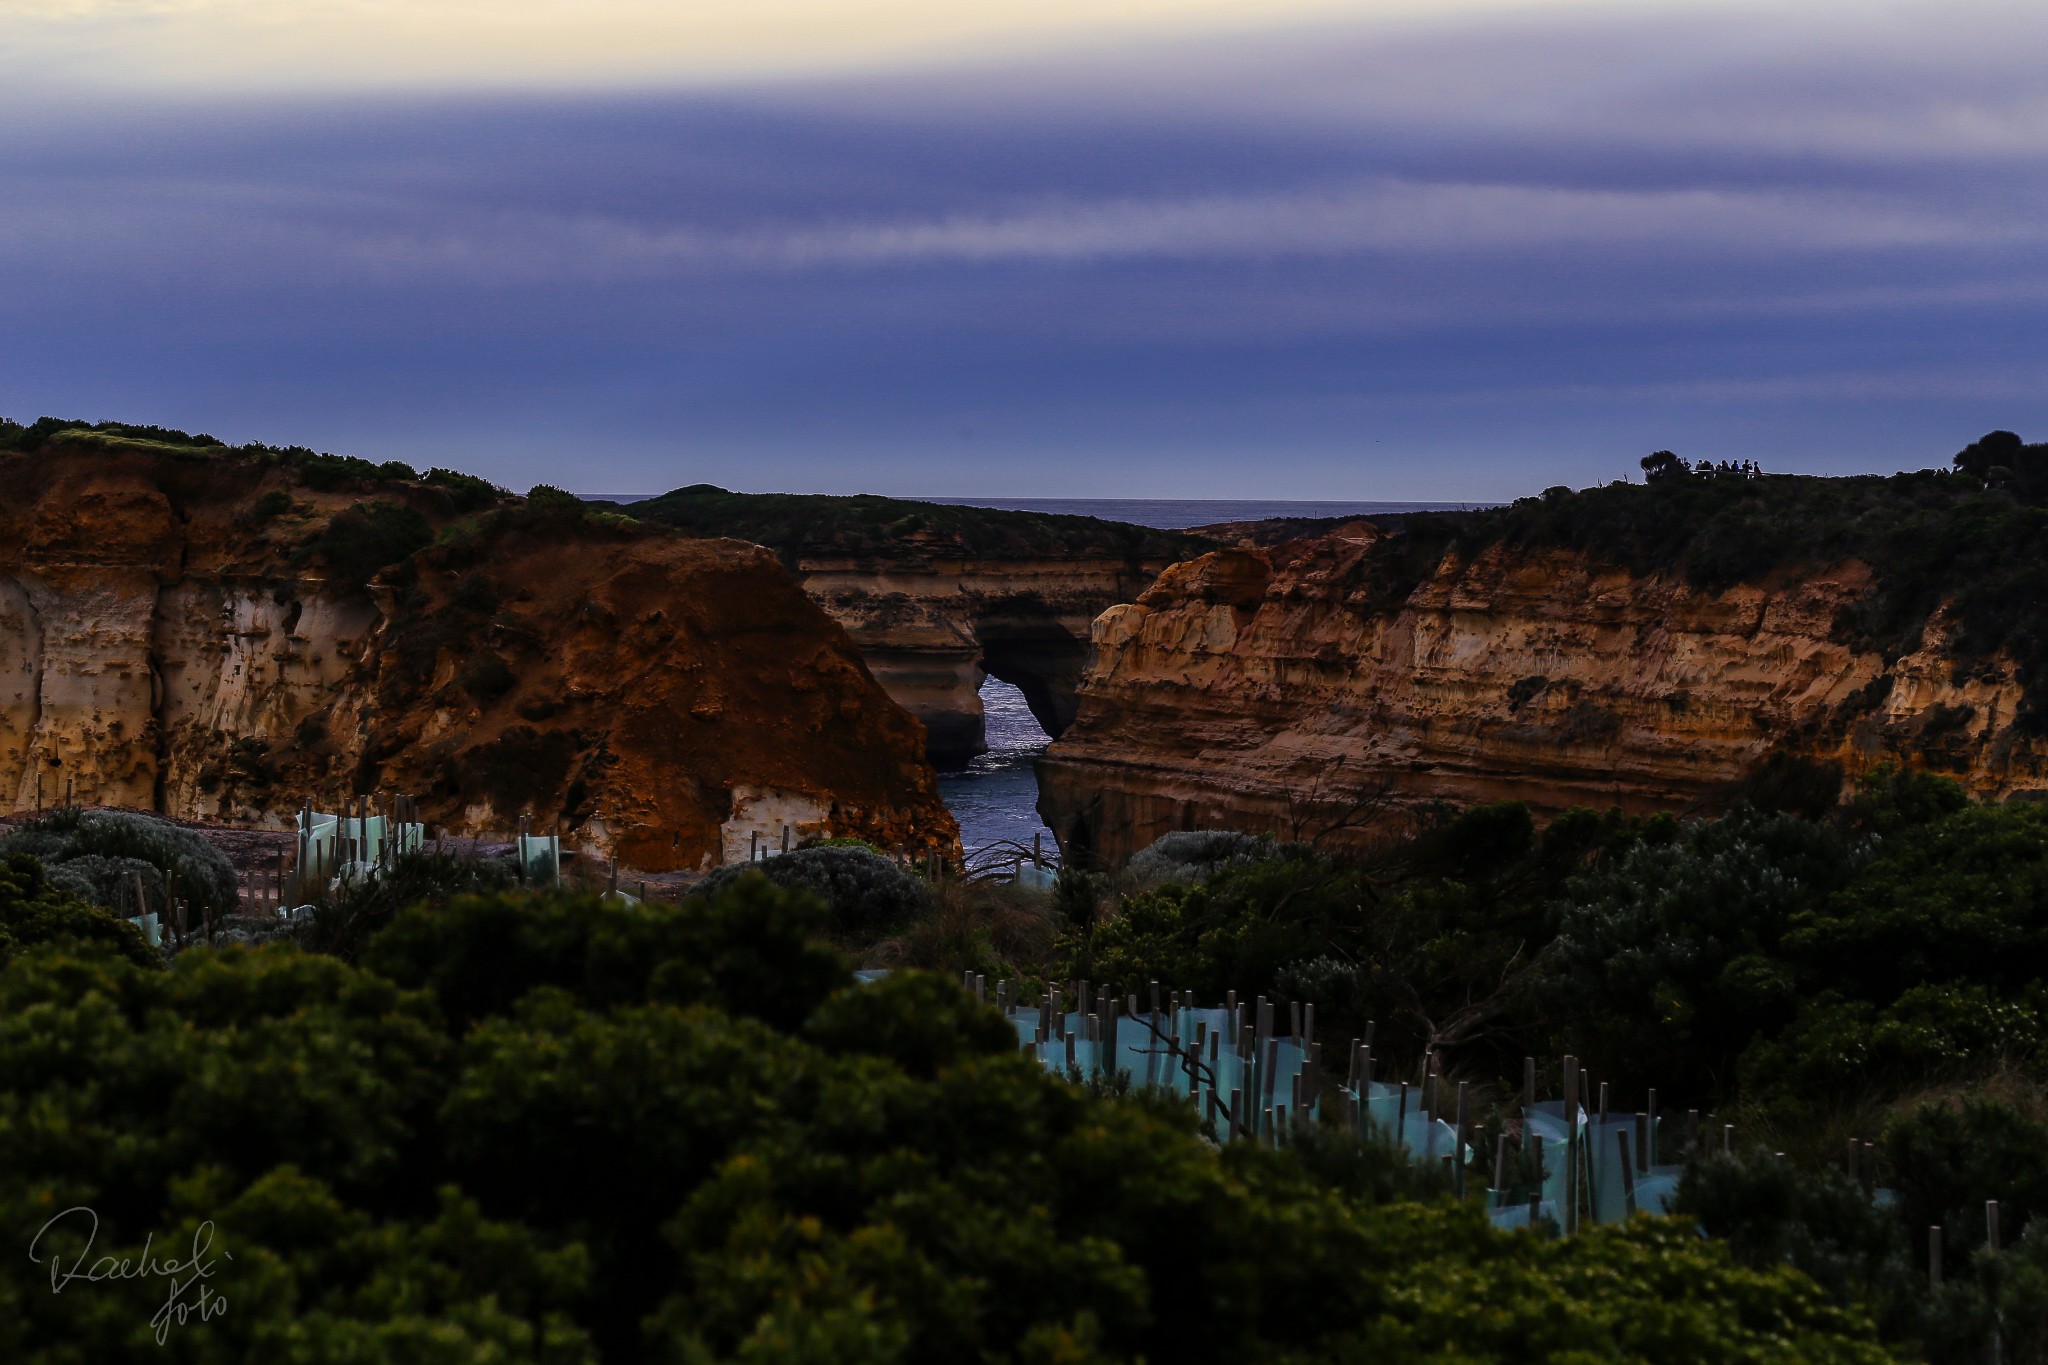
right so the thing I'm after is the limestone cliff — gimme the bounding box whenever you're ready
[606,487,1202,767]
[1041,527,2048,866]
[794,548,1171,767]
[0,435,956,869]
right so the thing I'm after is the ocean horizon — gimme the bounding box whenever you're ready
[585,494,1494,531]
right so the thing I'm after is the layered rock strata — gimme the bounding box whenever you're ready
[0,442,956,870]
[602,488,1201,768]
[1040,530,2048,866]
[795,547,1172,767]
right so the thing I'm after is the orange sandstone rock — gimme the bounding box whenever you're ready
[0,441,956,870]
[1041,528,2047,866]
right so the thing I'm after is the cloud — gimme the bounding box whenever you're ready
[2,0,2045,495]
[2,0,1554,93]
[6,171,2023,290]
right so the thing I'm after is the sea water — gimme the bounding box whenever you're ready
[923,496,1490,530]
[937,678,1055,862]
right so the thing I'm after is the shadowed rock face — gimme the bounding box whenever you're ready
[602,487,1204,769]
[0,441,956,870]
[1040,528,2048,868]
[796,550,1166,768]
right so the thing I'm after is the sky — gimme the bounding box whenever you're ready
[2,0,2045,499]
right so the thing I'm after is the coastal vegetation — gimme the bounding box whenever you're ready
[0,863,1893,1363]
[1350,432,2048,726]
[1034,769,2048,1362]
[606,484,1205,565]
[4,769,2043,1359]
[5,414,2048,1357]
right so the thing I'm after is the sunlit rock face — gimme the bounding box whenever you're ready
[0,442,956,870]
[1040,529,2047,867]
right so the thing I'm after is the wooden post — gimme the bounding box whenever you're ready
[1929,1226,1943,1288]
[1453,1081,1469,1199]
[1635,1112,1649,1172]
[1523,1056,1536,1115]
[1494,1132,1510,1198]
[1646,1089,1658,1165]
[1617,1130,1637,1215]
[1562,1055,1579,1235]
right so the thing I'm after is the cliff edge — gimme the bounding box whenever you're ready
[1043,450,2048,865]
[0,423,956,869]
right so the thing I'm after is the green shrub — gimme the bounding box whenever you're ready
[690,846,935,946]
[425,466,503,511]
[298,500,434,588]
[0,808,238,925]
[1123,830,1276,889]
[0,878,1897,1363]
[0,852,157,967]
[1537,806,1851,1095]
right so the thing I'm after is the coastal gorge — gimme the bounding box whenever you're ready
[12,419,2047,879]
[609,485,1202,767]
[0,423,955,870]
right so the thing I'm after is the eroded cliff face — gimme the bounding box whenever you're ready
[0,443,956,869]
[797,544,1174,767]
[599,488,1202,769]
[1040,529,2048,866]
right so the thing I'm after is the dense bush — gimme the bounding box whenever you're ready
[0,851,157,967]
[0,808,238,925]
[617,483,1204,565]
[690,847,935,946]
[296,499,435,588]
[1536,805,1853,1095]
[0,880,1892,1363]
[1055,802,1624,1064]
[1122,830,1277,889]
[297,848,517,962]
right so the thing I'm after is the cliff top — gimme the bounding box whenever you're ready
[604,485,1208,565]
[0,416,956,864]
[1240,433,2048,728]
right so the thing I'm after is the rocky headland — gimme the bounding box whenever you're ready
[0,422,956,870]
[1043,453,2048,865]
[611,486,1204,767]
